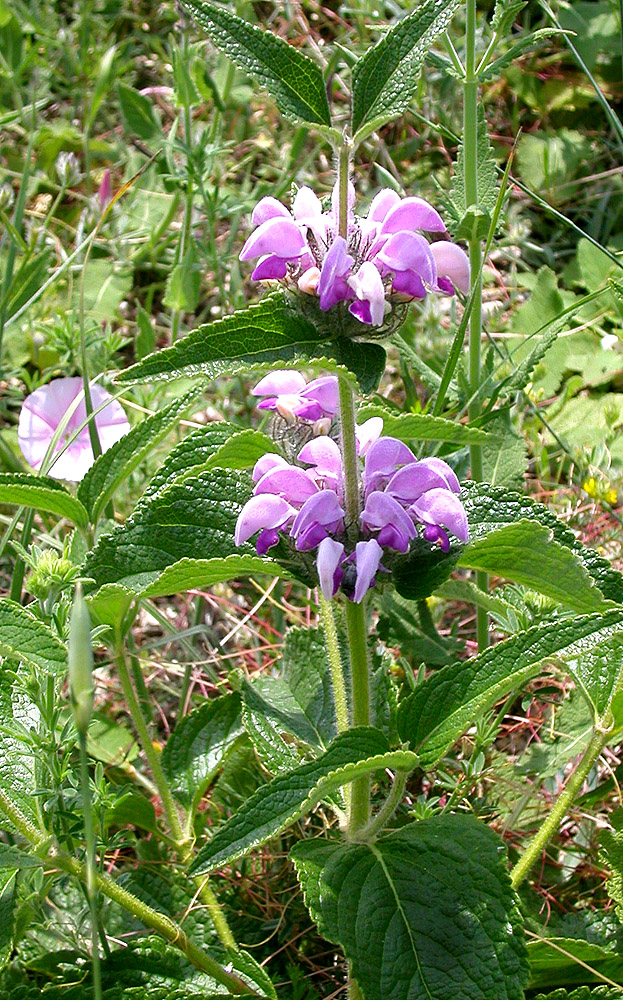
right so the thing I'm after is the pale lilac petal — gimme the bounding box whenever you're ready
[234,494,295,545]
[367,189,401,224]
[292,186,324,222]
[252,371,307,397]
[291,491,344,550]
[254,466,319,504]
[364,436,416,492]
[419,457,461,494]
[411,488,468,543]
[380,196,446,235]
[298,436,342,477]
[239,217,308,261]
[356,417,384,457]
[318,236,354,311]
[316,537,345,599]
[361,491,416,553]
[252,453,290,482]
[386,460,458,505]
[353,538,384,603]
[430,241,471,294]
[251,255,288,280]
[376,231,436,286]
[348,261,386,327]
[251,197,290,226]
[299,375,339,415]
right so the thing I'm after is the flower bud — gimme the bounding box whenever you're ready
[55,151,81,188]
[68,584,94,733]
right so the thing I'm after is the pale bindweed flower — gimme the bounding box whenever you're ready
[18,376,130,482]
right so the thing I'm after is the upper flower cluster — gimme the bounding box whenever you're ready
[239,185,470,328]
[235,371,468,603]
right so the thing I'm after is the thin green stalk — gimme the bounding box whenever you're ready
[345,599,371,834]
[510,728,609,890]
[464,0,488,651]
[319,594,349,734]
[355,770,408,842]
[337,140,352,239]
[114,647,236,950]
[337,376,361,547]
[79,731,102,1000]
[9,508,34,602]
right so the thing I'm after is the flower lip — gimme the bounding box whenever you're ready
[379,196,446,235]
[254,466,319,504]
[410,487,469,543]
[18,377,129,482]
[316,537,345,599]
[234,493,296,546]
[353,538,384,603]
[239,216,309,262]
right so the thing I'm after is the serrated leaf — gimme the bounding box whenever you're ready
[481,28,567,83]
[392,537,461,602]
[86,582,136,631]
[0,662,41,828]
[180,0,332,128]
[83,468,253,592]
[491,0,528,35]
[497,324,560,397]
[0,869,16,971]
[0,844,42,868]
[0,599,67,673]
[357,406,492,444]
[533,990,623,1000]
[458,519,607,613]
[0,473,89,529]
[189,727,418,875]
[162,693,244,810]
[78,389,201,523]
[463,482,623,604]
[352,0,461,138]
[116,294,385,395]
[104,790,158,833]
[293,814,528,1000]
[448,105,498,233]
[139,555,292,599]
[527,937,623,990]
[397,609,623,766]
[566,633,623,722]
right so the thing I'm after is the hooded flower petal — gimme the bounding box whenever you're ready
[252,453,290,482]
[379,196,446,235]
[251,197,290,226]
[251,255,289,280]
[254,466,319,504]
[353,538,384,603]
[364,436,416,492]
[367,188,401,225]
[18,377,129,482]
[316,537,345,599]
[290,491,344,550]
[318,236,354,311]
[253,371,308,397]
[234,494,295,546]
[239,216,309,262]
[348,261,386,326]
[298,436,342,482]
[430,241,471,294]
[356,417,384,457]
[299,375,339,415]
[411,488,469,544]
[361,491,416,552]
[386,459,459,505]
[376,231,436,288]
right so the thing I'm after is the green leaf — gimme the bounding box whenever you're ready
[83,468,253,592]
[116,294,386,394]
[532,990,623,1000]
[527,937,623,990]
[566,633,623,723]
[462,482,623,604]
[376,590,462,666]
[357,406,493,444]
[117,81,161,140]
[104,791,158,834]
[0,599,67,674]
[0,869,16,971]
[0,473,89,529]
[241,624,339,771]
[458,519,607,613]
[392,536,461,602]
[352,0,461,139]
[0,844,42,868]
[491,0,528,37]
[0,663,41,827]
[78,389,201,523]
[448,105,498,234]
[189,727,418,876]
[481,28,567,83]
[162,693,244,810]
[164,244,202,312]
[179,0,332,128]
[293,814,528,1000]
[139,555,292,599]
[397,609,623,767]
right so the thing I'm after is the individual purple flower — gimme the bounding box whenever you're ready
[317,537,345,599]
[239,184,470,328]
[18,377,130,482]
[352,539,384,604]
[252,370,339,422]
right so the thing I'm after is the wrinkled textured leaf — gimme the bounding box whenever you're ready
[83,469,253,591]
[481,411,527,488]
[116,294,386,394]
[527,937,623,990]
[293,814,528,1000]
[180,0,331,127]
[392,537,461,602]
[0,869,16,970]
[0,473,89,528]
[357,406,492,444]
[162,692,244,809]
[458,519,607,613]
[78,389,201,523]
[566,633,623,721]
[0,599,67,674]
[0,662,41,827]
[140,555,292,599]
[398,609,623,767]
[189,727,418,875]
[352,0,461,137]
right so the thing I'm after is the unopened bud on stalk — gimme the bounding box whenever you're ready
[68,584,94,733]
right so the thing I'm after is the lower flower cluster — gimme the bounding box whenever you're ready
[235,372,468,603]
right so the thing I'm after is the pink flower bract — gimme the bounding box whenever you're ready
[18,377,130,482]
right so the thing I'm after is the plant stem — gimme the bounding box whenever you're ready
[114,647,236,950]
[337,139,351,239]
[318,593,349,734]
[79,730,102,1000]
[346,599,371,834]
[510,728,609,890]
[463,0,488,651]
[337,376,361,547]
[0,784,256,995]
